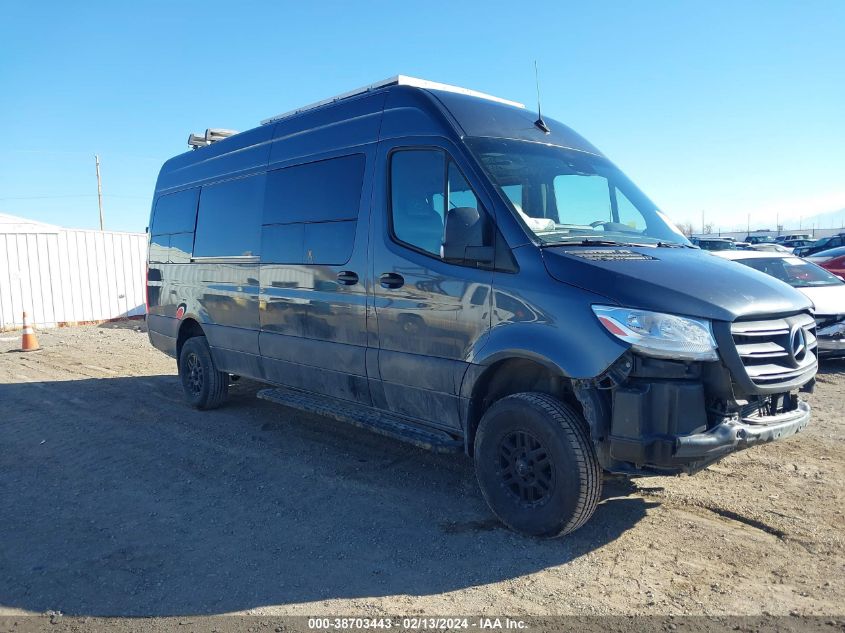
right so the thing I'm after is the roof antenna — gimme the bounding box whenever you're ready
[533,61,551,134]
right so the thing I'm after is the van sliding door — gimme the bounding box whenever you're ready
[258,150,375,404]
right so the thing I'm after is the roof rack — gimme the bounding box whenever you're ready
[188,128,238,150]
[260,75,525,126]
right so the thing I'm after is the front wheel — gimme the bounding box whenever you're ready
[179,336,229,410]
[474,392,602,538]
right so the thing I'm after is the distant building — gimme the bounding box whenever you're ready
[0,213,146,329]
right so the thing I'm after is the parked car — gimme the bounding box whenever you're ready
[807,246,845,278]
[147,76,817,538]
[744,234,776,245]
[794,233,845,257]
[691,237,736,251]
[782,239,815,250]
[775,233,811,243]
[714,250,845,356]
[748,242,792,253]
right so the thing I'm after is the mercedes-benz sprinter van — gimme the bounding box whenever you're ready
[147,76,817,537]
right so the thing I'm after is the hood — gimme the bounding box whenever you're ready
[797,284,845,317]
[542,247,813,322]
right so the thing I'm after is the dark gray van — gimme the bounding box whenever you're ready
[147,76,817,537]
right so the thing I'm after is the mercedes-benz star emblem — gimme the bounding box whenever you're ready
[789,326,807,366]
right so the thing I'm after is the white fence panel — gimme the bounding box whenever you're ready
[0,229,147,329]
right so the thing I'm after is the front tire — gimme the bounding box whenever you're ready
[179,336,229,410]
[474,392,602,538]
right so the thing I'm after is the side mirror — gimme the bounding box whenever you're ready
[442,206,494,265]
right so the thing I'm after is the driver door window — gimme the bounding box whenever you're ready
[390,149,489,258]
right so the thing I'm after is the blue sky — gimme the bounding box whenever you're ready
[1,1,843,233]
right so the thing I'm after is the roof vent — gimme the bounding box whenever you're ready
[187,128,238,150]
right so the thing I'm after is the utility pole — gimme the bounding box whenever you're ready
[95,154,104,230]
[747,213,750,235]
[701,210,705,234]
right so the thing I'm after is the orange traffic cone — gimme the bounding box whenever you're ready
[20,312,40,352]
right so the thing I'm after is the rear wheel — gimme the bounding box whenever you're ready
[474,392,602,537]
[179,336,229,410]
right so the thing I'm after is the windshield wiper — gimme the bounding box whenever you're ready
[655,241,691,248]
[541,238,642,248]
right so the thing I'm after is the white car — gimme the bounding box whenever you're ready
[713,250,845,356]
[748,242,793,253]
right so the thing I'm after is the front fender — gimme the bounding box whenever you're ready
[462,247,629,397]
[462,320,628,397]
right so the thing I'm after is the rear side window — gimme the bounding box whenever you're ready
[194,174,265,258]
[149,188,199,263]
[261,154,365,264]
[151,189,199,234]
[264,154,364,224]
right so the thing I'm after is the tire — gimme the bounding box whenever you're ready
[474,392,602,538]
[178,336,229,410]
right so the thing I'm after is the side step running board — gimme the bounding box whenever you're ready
[256,387,463,453]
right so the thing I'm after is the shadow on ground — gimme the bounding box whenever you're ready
[0,375,654,616]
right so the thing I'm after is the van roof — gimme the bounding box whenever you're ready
[260,75,525,125]
[157,77,603,195]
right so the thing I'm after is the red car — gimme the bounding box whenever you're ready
[807,246,845,278]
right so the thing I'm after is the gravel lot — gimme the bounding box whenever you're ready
[0,323,843,617]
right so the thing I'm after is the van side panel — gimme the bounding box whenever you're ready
[148,130,272,375]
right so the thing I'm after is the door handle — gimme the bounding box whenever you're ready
[379,272,405,289]
[336,271,359,285]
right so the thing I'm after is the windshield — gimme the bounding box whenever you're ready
[738,257,844,288]
[467,138,690,247]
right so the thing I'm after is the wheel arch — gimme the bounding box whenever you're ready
[463,353,578,455]
[176,317,205,361]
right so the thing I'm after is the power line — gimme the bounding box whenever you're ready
[0,194,148,201]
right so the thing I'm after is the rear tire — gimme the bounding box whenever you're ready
[179,336,229,410]
[474,392,602,538]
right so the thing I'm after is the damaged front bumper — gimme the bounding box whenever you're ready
[674,399,811,460]
[596,353,814,475]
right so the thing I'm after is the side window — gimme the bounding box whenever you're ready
[391,150,445,256]
[149,188,199,263]
[261,154,365,265]
[194,174,264,258]
[151,189,199,234]
[553,175,611,226]
[390,149,491,260]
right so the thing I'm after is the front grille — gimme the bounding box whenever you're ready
[730,313,817,387]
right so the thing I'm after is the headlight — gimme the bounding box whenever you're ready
[592,305,718,361]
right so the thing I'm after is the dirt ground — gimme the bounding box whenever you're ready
[0,323,843,618]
